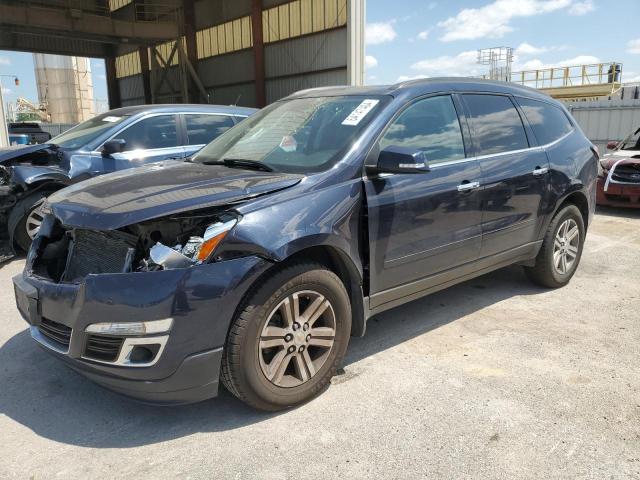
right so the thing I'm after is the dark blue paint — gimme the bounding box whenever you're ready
[15,78,598,404]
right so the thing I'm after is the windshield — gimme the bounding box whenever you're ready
[620,127,640,151]
[51,113,131,149]
[193,96,387,173]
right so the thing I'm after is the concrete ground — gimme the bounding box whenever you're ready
[0,207,639,479]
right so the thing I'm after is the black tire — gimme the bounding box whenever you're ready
[524,204,585,288]
[8,192,49,252]
[221,262,351,411]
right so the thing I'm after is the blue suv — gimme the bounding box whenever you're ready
[13,79,597,410]
[0,104,255,251]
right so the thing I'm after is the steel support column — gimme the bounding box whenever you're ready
[105,56,121,109]
[139,46,152,104]
[183,0,200,103]
[251,0,266,108]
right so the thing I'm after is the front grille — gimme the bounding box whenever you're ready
[612,164,640,183]
[62,229,137,282]
[38,317,72,350]
[84,334,124,363]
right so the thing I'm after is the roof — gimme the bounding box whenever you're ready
[287,77,556,103]
[101,104,258,117]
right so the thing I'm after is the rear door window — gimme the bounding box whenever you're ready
[185,114,236,145]
[515,97,573,145]
[116,115,179,151]
[463,94,529,156]
[379,95,466,164]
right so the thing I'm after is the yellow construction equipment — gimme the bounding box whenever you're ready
[509,62,623,101]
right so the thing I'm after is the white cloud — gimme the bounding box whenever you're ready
[365,55,378,69]
[627,38,640,54]
[438,0,574,42]
[96,73,106,81]
[410,50,483,77]
[514,55,600,71]
[0,56,10,66]
[1,87,12,95]
[515,43,549,56]
[397,74,428,82]
[366,22,397,45]
[417,30,430,40]
[624,72,640,83]
[568,0,594,15]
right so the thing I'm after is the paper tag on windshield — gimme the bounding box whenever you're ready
[102,116,121,122]
[342,99,379,126]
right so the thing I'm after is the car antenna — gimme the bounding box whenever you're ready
[233,93,242,106]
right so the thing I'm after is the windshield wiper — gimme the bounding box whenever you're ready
[202,158,274,172]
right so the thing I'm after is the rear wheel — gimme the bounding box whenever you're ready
[9,193,49,252]
[221,262,351,411]
[524,204,585,288]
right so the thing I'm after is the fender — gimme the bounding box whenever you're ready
[10,165,71,189]
[223,179,368,336]
[225,180,364,275]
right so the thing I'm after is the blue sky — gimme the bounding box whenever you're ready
[0,55,108,107]
[1,0,640,106]
[365,0,640,84]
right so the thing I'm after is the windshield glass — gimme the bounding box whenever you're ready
[620,127,640,151]
[51,113,131,149]
[193,96,387,173]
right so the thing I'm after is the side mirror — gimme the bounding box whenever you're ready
[375,146,430,174]
[102,139,126,155]
[606,141,618,150]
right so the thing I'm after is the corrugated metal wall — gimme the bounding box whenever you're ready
[116,0,353,108]
[567,99,640,152]
[118,74,145,106]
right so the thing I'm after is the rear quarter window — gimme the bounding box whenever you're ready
[515,97,573,145]
[463,94,529,156]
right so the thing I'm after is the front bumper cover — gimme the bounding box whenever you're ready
[596,176,640,208]
[14,255,271,404]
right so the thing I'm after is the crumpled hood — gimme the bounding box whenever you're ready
[0,143,54,164]
[600,152,640,170]
[48,160,303,229]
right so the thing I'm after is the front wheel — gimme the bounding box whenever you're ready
[524,204,585,288]
[220,262,351,411]
[8,193,49,252]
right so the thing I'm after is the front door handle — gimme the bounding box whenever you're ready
[457,181,480,192]
[532,166,549,176]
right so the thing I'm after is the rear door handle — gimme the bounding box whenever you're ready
[457,181,480,192]
[532,166,549,176]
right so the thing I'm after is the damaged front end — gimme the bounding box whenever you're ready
[0,143,71,256]
[29,206,240,283]
[597,155,640,208]
[15,204,271,403]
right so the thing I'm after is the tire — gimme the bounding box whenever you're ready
[524,204,585,288]
[8,192,49,252]
[221,262,351,411]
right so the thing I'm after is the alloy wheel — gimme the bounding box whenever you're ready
[258,290,336,388]
[25,206,45,240]
[553,218,580,275]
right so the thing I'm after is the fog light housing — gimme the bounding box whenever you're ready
[85,318,173,336]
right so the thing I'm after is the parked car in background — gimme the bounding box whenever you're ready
[8,122,52,145]
[0,104,256,251]
[597,126,640,208]
[13,79,597,410]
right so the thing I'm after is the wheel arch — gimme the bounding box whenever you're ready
[554,189,590,231]
[237,244,367,338]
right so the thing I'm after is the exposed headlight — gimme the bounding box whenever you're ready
[193,219,238,262]
[146,218,238,270]
[85,318,173,336]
